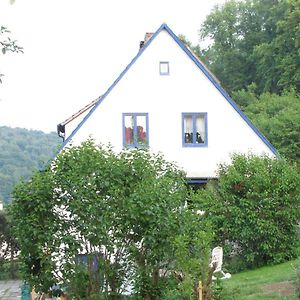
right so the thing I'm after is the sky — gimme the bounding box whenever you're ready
[0,0,226,133]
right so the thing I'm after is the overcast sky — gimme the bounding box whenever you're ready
[0,0,226,133]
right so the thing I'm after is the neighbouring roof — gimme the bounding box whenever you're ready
[57,97,101,141]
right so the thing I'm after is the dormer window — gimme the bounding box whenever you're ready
[182,113,207,147]
[159,62,169,75]
[123,113,149,148]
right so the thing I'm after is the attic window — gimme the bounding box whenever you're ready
[123,113,149,148]
[182,113,207,147]
[159,61,169,75]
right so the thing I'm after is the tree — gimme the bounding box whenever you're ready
[199,0,300,95]
[0,26,23,83]
[232,88,300,165]
[0,210,19,279]
[11,140,212,299]
[199,154,300,271]
[0,26,23,55]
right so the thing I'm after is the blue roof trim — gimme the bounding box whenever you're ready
[51,22,277,164]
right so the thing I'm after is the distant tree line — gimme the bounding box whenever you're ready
[0,126,61,204]
[199,0,299,95]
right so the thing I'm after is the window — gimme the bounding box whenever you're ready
[159,61,169,75]
[123,113,148,148]
[182,113,207,147]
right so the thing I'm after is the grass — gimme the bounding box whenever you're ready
[220,258,300,299]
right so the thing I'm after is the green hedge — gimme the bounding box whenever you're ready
[199,154,300,271]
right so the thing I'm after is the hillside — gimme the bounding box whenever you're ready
[0,126,61,204]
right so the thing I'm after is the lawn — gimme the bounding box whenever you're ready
[220,258,300,299]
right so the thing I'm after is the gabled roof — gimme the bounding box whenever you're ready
[58,23,278,156]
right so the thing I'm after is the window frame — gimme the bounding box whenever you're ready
[122,113,149,148]
[159,61,169,75]
[182,112,208,147]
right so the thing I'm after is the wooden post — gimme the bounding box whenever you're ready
[198,280,203,300]
[30,288,35,300]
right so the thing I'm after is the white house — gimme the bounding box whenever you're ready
[57,23,277,182]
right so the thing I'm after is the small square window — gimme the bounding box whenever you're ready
[123,113,149,148]
[182,113,207,147]
[159,62,169,75]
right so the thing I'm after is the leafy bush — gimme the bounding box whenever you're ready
[0,260,20,280]
[11,140,212,299]
[200,154,300,271]
[0,210,19,279]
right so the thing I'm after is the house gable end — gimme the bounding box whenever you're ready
[57,23,278,160]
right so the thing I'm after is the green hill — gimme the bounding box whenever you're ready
[0,126,61,204]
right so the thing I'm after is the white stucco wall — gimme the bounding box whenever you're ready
[66,29,275,178]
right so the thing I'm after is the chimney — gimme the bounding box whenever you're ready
[139,32,154,49]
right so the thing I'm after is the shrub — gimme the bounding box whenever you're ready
[0,210,19,279]
[199,154,300,271]
[11,140,212,299]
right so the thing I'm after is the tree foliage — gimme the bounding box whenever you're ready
[0,26,23,55]
[0,25,23,83]
[200,0,300,94]
[199,154,300,272]
[0,210,19,279]
[0,126,61,204]
[11,141,212,299]
[233,89,300,164]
